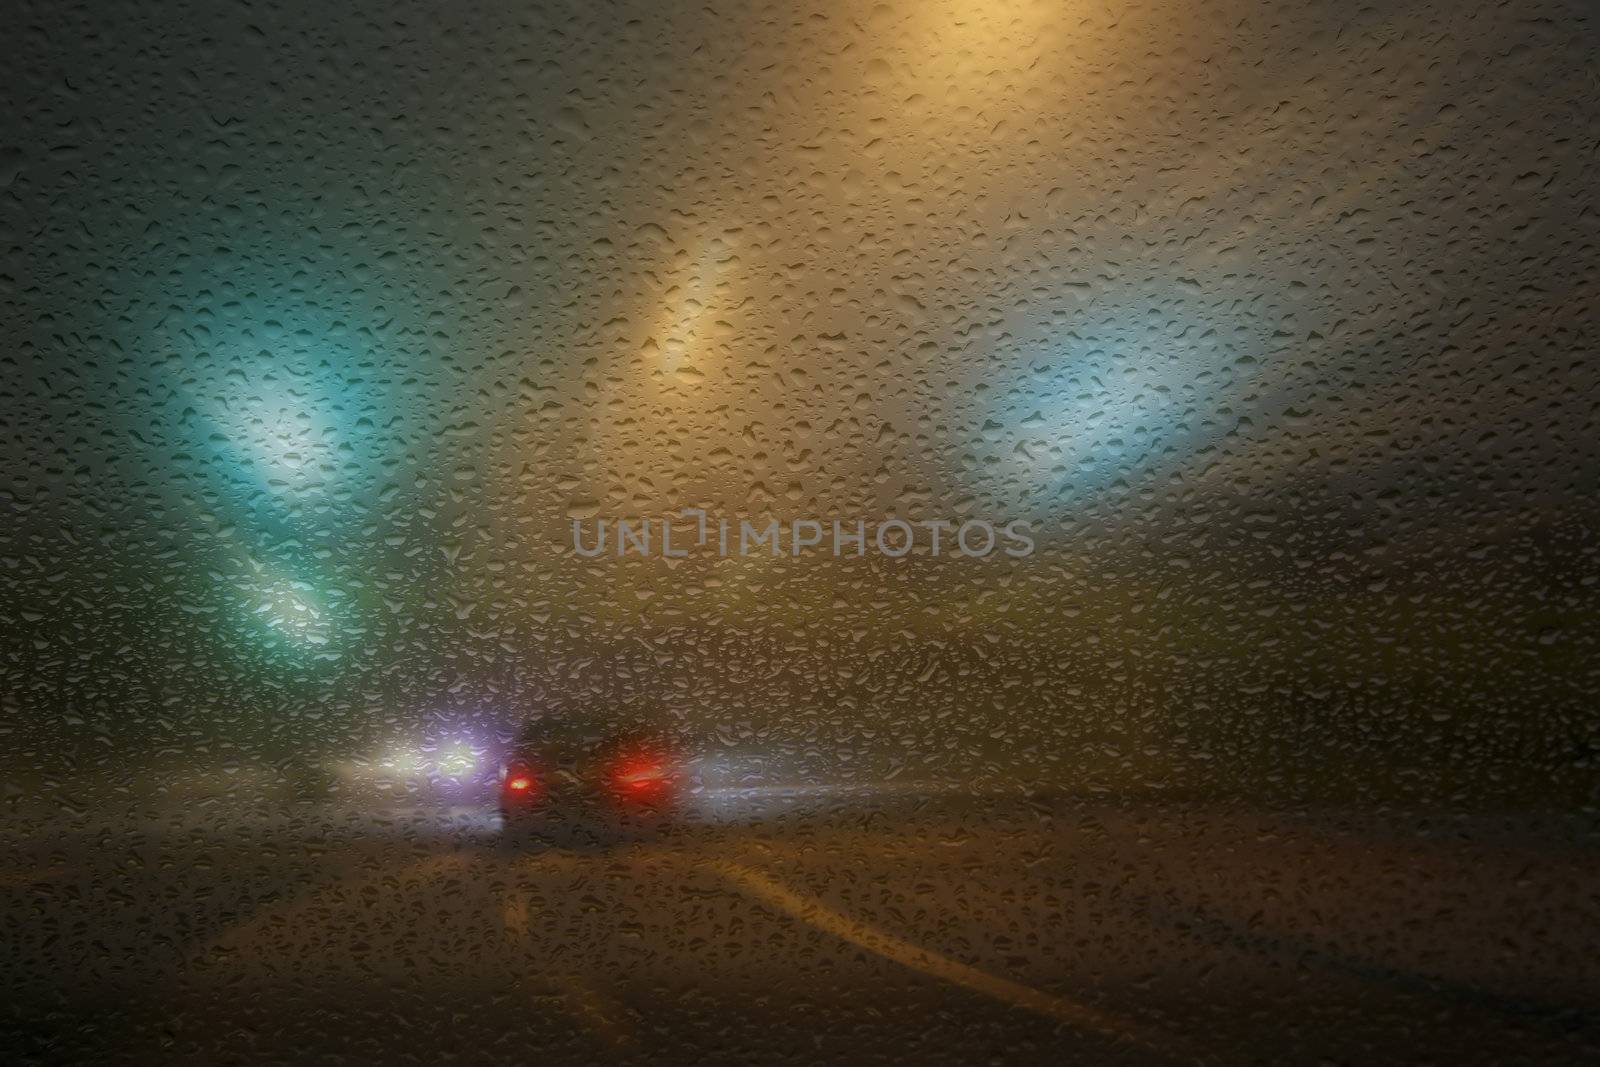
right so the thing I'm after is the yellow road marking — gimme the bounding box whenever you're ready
[563,976,637,1048]
[501,850,583,938]
[196,852,471,959]
[737,832,1000,865]
[502,893,529,938]
[500,855,637,1049]
[523,850,580,871]
[0,866,70,886]
[713,860,1176,1054]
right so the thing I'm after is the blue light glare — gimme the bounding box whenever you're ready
[973,280,1267,511]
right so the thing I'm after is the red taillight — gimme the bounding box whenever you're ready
[504,762,536,794]
[611,754,672,792]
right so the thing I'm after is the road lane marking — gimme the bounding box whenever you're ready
[736,836,978,864]
[713,860,1176,1054]
[499,850,585,939]
[502,893,529,938]
[499,856,637,1049]
[194,852,472,960]
[564,976,638,1048]
[0,866,71,886]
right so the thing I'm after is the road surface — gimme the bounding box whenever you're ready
[4,793,1598,1064]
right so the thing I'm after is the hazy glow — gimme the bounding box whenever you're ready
[219,383,339,494]
[977,280,1265,508]
[381,748,426,777]
[649,233,738,383]
[246,571,332,647]
[148,264,387,509]
[434,743,479,779]
[865,0,1077,111]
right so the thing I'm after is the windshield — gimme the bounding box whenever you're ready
[5,1,1598,1064]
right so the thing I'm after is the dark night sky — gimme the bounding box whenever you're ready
[3,0,1597,801]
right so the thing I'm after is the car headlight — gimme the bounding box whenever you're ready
[382,748,426,777]
[435,745,477,778]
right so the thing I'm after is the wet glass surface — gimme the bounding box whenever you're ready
[4,1,1599,1062]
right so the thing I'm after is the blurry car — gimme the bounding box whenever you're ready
[498,704,686,844]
